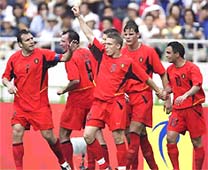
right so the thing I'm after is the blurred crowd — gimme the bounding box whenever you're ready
[0,0,208,61]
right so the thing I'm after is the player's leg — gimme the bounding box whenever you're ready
[112,129,127,170]
[84,125,109,169]
[12,124,25,170]
[59,128,74,169]
[96,129,109,164]
[191,136,205,170]
[140,127,158,170]
[166,130,180,170]
[126,121,143,169]
[41,129,70,170]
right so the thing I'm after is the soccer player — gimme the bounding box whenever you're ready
[164,41,206,170]
[72,6,166,170]
[57,29,96,169]
[122,20,168,170]
[1,29,77,170]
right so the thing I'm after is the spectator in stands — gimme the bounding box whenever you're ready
[60,12,74,33]
[139,13,160,41]
[101,16,114,32]
[85,14,102,40]
[178,8,206,62]
[12,3,31,31]
[30,2,49,36]
[80,2,100,29]
[122,2,143,32]
[142,4,166,29]
[168,3,184,25]
[111,0,130,20]
[36,13,60,49]
[199,3,208,39]
[161,15,181,39]
[99,5,122,33]
[0,15,17,37]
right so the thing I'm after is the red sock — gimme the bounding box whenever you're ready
[87,139,109,169]
[49,138,65,164]
[140,135,158,170]
[194,146,205,169]
[131,152,138,170]
[116,143,127,167]
[101,145,110,164]
[126,132,140,168]
[60,140,74,169]
[87,145,96,170]
[167,144,179,169]
[13,143,24,170]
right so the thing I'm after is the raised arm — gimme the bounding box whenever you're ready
[71,6,95,45]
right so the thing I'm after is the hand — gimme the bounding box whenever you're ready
[7,83,18,94]
[163,97,172,114]
[71,6,80,17]
[175,94,187,105]
[156,89,169,101]
[68,40,79,52]
[57,89,64,95]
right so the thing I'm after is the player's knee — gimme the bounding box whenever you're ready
[83,132,94,144]
[12,125,24,138]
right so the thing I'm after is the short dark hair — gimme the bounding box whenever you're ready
[62,29,80,44]
[167,41,185,58]
[103,28,119,35]
[17,29,31,43]
[123,19,139,33]
[107,32,123,49]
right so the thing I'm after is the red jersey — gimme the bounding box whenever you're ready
[89,38,149,102]
[64,48,96,107]
[2,48,63,111]
[167,61,205,109]
[122,44,165,92]
[65,48,96,91]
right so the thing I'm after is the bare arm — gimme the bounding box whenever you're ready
[175,85,200,105]
[2,77,18,94]
[71,6,95,45]
[160,72,169,88]
[146,78,167,100]
[57,79,80,95]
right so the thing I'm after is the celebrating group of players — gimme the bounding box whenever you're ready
[2,5,206,170]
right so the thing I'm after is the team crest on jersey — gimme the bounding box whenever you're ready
[181,74,186,79]
[139,57,143,62]
[110,64,117,72]
[34,58,39,64]
[120,63,125,68]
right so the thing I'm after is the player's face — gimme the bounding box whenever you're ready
[19,33,35,52]
[123,28,139,46]
[59,33,70,53]
[165,46,176,63]
[101,33,107,44]
[105,37,119,56]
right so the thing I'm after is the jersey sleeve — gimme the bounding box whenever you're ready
[190,64,203,86]
[88,38,104,61]
[2,56,15,81]
[65,59,80,80]
[40,48,63,68]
